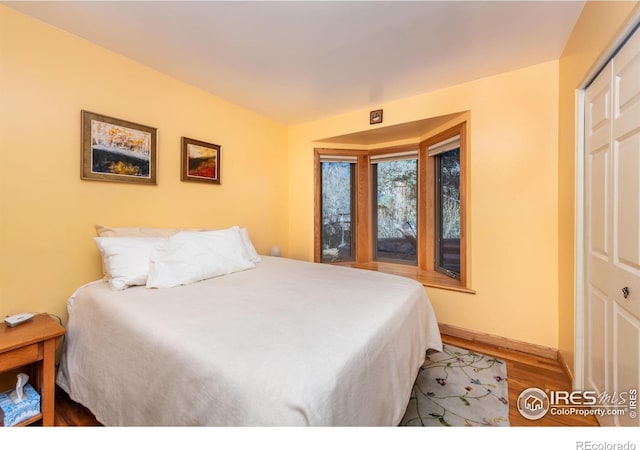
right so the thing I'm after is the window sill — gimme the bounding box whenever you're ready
[334,261,476,294]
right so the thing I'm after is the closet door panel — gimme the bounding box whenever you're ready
[612,28,640,319]
[585,63,613,419]
[586,285,609,396]
[613,304,640,426]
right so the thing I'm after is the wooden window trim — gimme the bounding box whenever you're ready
[368,144,418,265]
[314,122,474,294]
[314,148,360,263]
[420,122,468,288]
[333,261,475,293]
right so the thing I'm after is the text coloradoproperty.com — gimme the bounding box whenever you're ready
[551,407,628,416]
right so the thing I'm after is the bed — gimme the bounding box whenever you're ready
[56,227,442,426]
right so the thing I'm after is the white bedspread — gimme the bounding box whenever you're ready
[57,257,442,426]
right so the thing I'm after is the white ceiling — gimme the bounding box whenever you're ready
[5,1,585,125]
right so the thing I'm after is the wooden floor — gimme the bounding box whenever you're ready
[50,334,598,426]
[442,335,598,426]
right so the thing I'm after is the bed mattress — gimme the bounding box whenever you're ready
[56,256,442,426]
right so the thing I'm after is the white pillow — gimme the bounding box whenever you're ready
[239,227,261,263]
[94,237,166,290]
[146,228,256,289]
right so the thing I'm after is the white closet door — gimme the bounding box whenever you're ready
[585,59,614,426]
[584,27,640,427]
[611,27,640,427]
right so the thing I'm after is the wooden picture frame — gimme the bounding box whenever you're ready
[370,109,383,125]
[181,137,221,184]
[81,110,157,184]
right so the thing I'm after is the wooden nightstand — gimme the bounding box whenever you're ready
[0,314,65,426]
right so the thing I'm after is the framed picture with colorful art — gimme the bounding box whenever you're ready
[81,110,157,184]
[181,137,221,184]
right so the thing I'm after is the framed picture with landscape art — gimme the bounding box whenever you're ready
[81,110,157,184]
[181,137,221,184]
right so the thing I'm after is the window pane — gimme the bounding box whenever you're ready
[438,148,460,276]
[374,159,418,265]
[321,162,354,262]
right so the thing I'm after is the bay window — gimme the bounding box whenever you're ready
[314,122,471,293]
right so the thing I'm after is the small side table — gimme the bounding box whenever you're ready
[0,314,65,426]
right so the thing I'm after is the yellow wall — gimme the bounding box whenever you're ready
[557,1,640,376]
[0,6,288,322]
[288,61,561,348]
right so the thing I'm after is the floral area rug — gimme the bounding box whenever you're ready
[399,343,510,426]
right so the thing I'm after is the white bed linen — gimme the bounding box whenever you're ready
[57,257,442,426]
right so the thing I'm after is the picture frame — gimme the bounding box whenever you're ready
[81,110,157,184]
[181,137,221,184]
[370,109,383,125]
